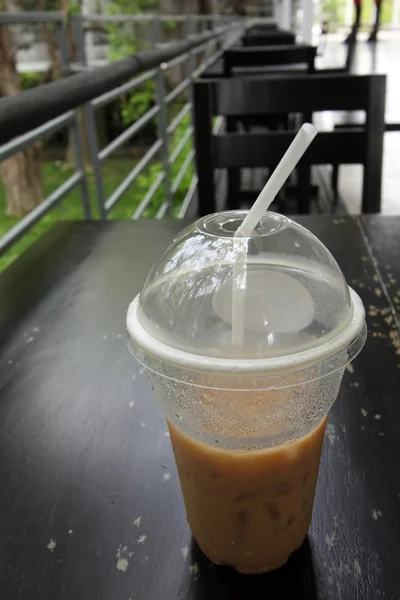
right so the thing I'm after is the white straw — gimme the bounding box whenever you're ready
[235,123,317,238]
[231,123,317,348]
[231,238,247,347]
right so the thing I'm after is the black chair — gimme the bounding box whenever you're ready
[201,46,317,141]
[201,38,355,80]
[193,74,386,215]
[242,31,296,46]
[223,44,317,77]
[198,43,357,206]
[223,41,356,200]
[222,45,317,137]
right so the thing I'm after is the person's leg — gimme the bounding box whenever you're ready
[368,0,382,42]
[345,0,362,43]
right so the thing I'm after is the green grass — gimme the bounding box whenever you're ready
[0,159,132,272]
[0,123,194,273]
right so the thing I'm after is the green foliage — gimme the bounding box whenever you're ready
[0,115,196,272]
[108,0,156,13]
[358,0,393,26]
[381,1,393,24]
[120,80,155,126]
[107,0,157,126]
[321,0,347,26]
[20,71,43,91]
[68,2,81,15]
[321,0,393,26]
[164,20,179,30]
[104,113,194,219]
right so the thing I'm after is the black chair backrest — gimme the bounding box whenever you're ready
[242,31,296,46]
[193,74,386,215]
[223,44,317,76]
[247,23,278,33]
[200,42,353,79]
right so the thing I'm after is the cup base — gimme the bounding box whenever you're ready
[213,555,290,574]
[197,537,300,574]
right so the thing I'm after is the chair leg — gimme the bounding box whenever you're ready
[297,167,312,214]
[227,168,241,210]
[332,164,339,207]
[226,115,241,211]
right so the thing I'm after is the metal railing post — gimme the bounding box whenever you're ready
[72,15,106,219]
[69,119,91,219]
[83,104,107,219]
[54,21,91,219]
[183,16,197,213]
[72,14,87,67]
[151,17,173,214]
[53,21,70,75]
[184,17,196,78]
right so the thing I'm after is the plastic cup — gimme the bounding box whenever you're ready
[126,211,366,574]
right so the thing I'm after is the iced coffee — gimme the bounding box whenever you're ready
[169,415,326,574]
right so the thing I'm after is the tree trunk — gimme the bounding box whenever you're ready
[37,0,91,169]
[0,11,43,217]
[1,146,43,217]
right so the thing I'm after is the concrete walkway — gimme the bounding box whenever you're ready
[318,31,400,214]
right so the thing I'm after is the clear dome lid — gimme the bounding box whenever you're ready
[127,211,365,378]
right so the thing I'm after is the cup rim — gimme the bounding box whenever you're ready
[126,287,366,376]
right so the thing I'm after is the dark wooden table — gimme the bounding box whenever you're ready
[1,216,400,600]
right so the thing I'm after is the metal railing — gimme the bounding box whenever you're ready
[72,13,241,220]
[0,12,91,257]
[0,13,244,259]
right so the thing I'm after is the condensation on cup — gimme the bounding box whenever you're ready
[126,210,366,574]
